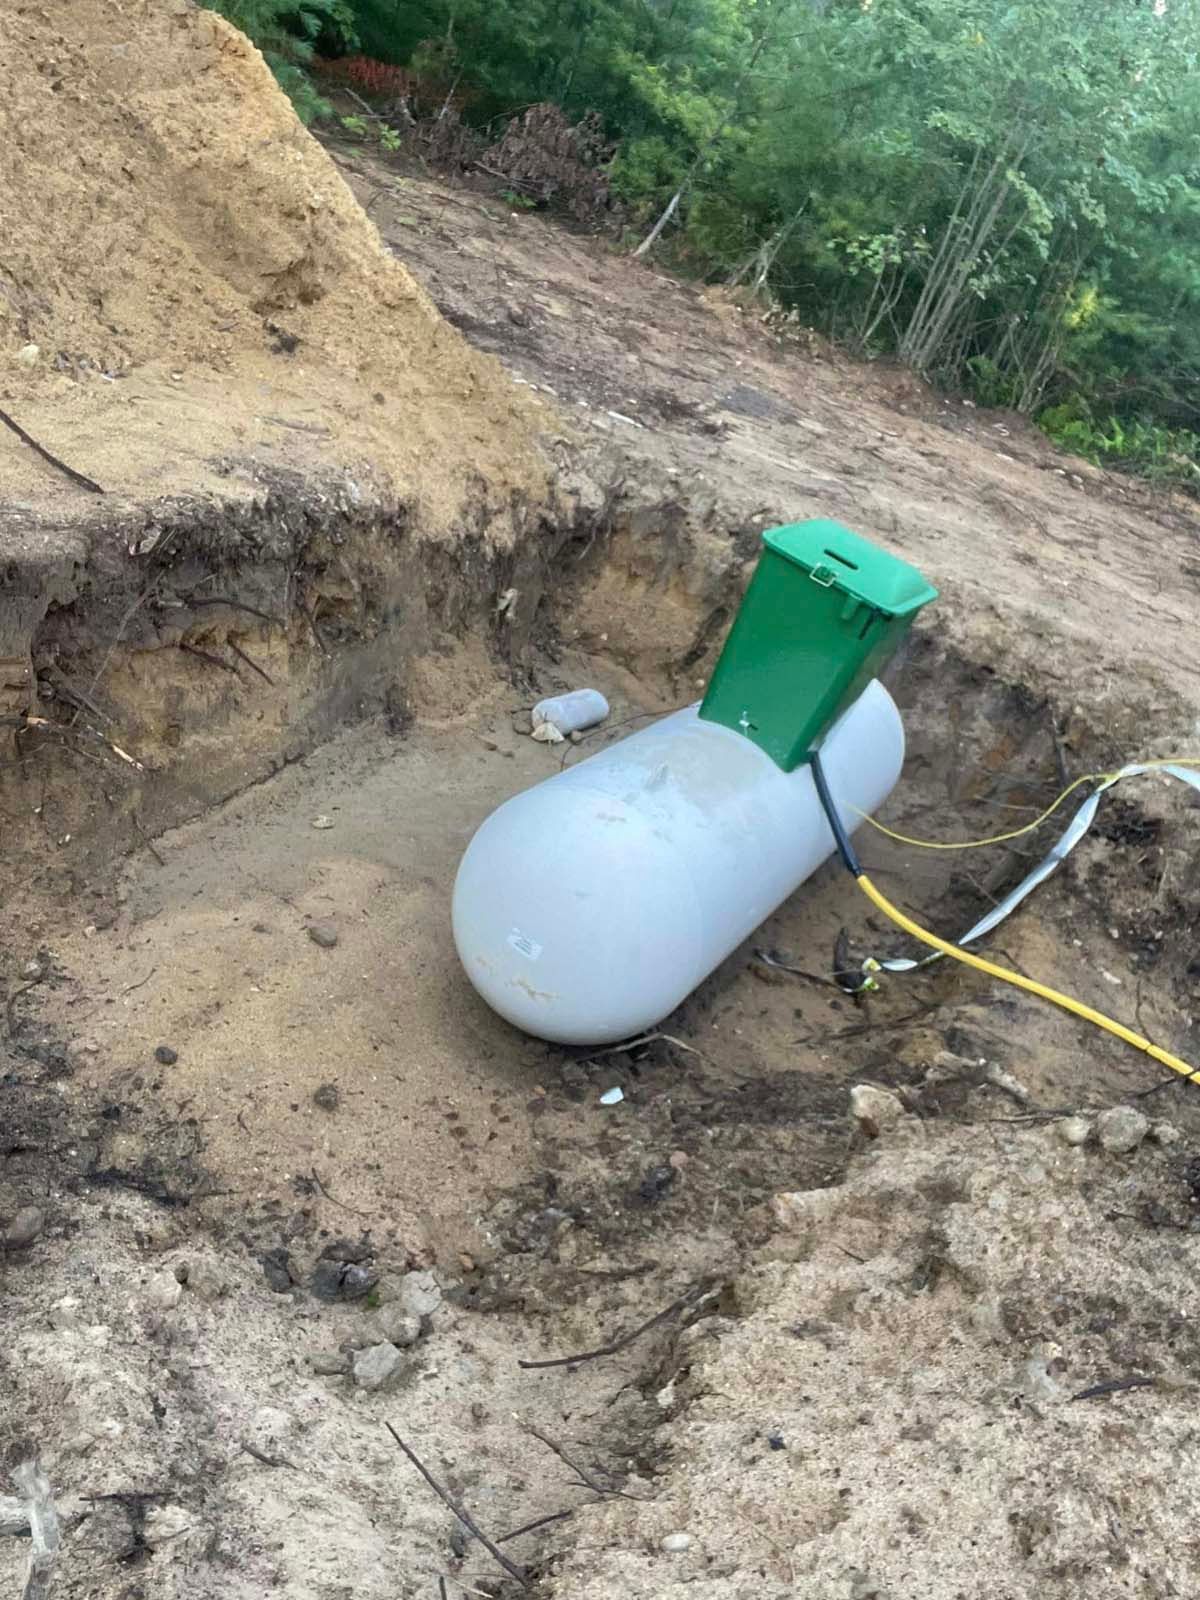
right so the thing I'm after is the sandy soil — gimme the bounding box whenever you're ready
[0,3,547,530]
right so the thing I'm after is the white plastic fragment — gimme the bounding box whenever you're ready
[532,689,609,739]
[599,1086,624,1106]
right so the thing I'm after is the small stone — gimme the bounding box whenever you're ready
[155,1045,179,1066]
[21,959,44,980]
[307,921,338,949]
[849,1084,906,1134]
[1152,1121,1183,1146]
[320,1236,374,1264]
[661,1533,691,1554]
[146,1271,183,1310]
[308,1350,351,1376]
[49,1296,82,1331]
[3,1204,46,1249]
[1096,1105,1151,1155]
[353,1341,404,1390]
[848,1573,882,1600]
[143,1504,191,1548]
[367,1304,421,1348]
[668,1149,689,1170]
[395,1269,442,1321]
[311,815,335,829]
[312,1083,339,1112]
[559,1061,588,1101]
[1056,1116,1092,1147]
[969,1294,1008,1343]
[184,1258,229,1302]
[261,1248,295,1293]
[16,342,40,368]
[637,1164,675,1204]
[310,1260,378,1302]
[1021,1349,1066,1404]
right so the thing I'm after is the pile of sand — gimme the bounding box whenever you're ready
[0,0,547,525]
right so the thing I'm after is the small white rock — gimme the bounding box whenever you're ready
[146,1271,183,1310]
[49,1296,82,1331]
[184,1258,230,1302]
[143,1504,191,1547]
[353,1341,404,1390]
[662,1532,691,1554]
[395,1269,442,1322]
[1152,1121,1183,1146]
[849,1084,905,1131]
[1096,1105,1151,1155]
[16,343,39,368]
[366,1304,421,1348]
[1056,1116,1092,1147]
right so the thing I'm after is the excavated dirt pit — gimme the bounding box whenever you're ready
[4,547,1200,1598]
[4,13,1200,1591]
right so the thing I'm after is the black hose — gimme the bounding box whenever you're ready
[809,747,861,878]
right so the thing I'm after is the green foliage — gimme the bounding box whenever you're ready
[214,0,1200,486]
[209,0,358,121]
[1039,401,1200,490]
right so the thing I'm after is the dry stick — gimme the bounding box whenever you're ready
[518,1282,711,1371]
[74,580,163,728]
[521,1424,642,1502]
[131,812,166,868]
[13,1460,61,1600]
[521,1424,607,1496]
[497,1509,575,1544]
[300,601,329,657]
[576,1030,706,1064]
[383,1425,527,1589]
[5,973,45,1039]
[229,641,275,687]
[310,1166,369,1218]
[0,405,104,494]
[1071,1376,1155,1403]
[119,966,157,996]
[180,641,241,677]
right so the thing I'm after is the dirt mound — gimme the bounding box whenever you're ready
[0,0,547,523]
[546,1113,1200,1600]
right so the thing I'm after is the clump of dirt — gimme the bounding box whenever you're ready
[0,0,548,523]
[545,1114,1200,1600]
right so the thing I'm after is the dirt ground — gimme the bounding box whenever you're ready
[5,18,1200,1600]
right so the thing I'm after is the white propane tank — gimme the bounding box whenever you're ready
[452,677,904,1045]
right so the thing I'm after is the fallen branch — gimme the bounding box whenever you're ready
[0,406,104,494]
[383,1425,527,1588]
[518,1281,713,1371]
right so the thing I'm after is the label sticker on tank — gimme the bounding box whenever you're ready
[507,928,543,962]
